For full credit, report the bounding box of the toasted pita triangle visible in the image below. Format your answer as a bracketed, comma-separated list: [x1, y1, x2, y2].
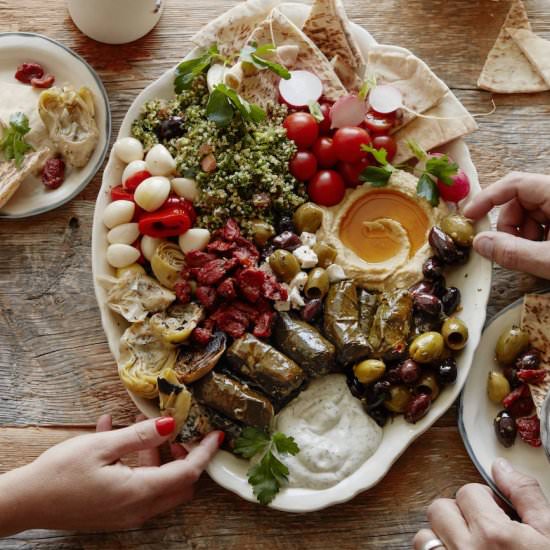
[478, 0, 548, 93]
[509, 28, 550, 87]
[301, 0, 365, 89]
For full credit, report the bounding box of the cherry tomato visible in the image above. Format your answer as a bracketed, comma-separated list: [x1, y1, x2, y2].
[319, 103, 332, 134]
[308, 170, 346, 206]
[362, 110, 396, 135]
[371, 135, 397, 162]
[312, 136, 338, 168]
[289, 151, 318, 181]
[283, 112, 319, 150]
[124, 170, 151, 192]
[332, 127, 371, 163]
[338, 158, 370, 188]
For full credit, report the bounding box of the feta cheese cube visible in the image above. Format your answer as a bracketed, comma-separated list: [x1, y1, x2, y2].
[293, 245, 318, 269]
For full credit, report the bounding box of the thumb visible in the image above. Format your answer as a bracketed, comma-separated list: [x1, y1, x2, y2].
[473, 231, 550, 279]
[98, 417, 175, 461]
[492, 458, 550, 535]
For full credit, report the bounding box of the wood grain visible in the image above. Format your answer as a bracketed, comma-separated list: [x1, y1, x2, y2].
[0, 0, 549, 547]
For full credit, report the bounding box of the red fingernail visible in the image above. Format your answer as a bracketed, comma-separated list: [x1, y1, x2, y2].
[156, 417, 175, 436]
[217, 431, 225, 446]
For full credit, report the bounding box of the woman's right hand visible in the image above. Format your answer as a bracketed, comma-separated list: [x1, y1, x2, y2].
[463, 172, 550, 279]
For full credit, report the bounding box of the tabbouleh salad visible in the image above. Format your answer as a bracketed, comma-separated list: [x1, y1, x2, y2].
[131, 75, 306, 234]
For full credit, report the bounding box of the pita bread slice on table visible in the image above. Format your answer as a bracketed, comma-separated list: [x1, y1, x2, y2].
[521, 294, 550, 416]
[236, 8, 347, 108]
[301, 0, 365, 90]
[392, 91, 477, 164]
[509, 28, 550, 87]
[478, 0, 549, 93]
[190, 0, 282, 57]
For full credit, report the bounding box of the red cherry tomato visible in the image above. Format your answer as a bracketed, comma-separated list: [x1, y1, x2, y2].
[332, 127, 371, 163]
[338, 158, 370, 188]
[283, 112, 319, 150]
[362, 110, 396, 135]
[312, 136, 338, 168]
[124, 170, 151, 192]
[308, 170, 346, 206]
[289, 151, 318, 181]
[371, 135, 397, 163]
[319, 103, 332, 134]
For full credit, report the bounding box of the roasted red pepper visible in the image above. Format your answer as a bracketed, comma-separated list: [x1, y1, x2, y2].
[111, 185, 134, 202]
[138, 197, 194, 238]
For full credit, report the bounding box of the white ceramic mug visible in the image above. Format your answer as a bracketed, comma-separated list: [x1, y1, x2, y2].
[67, 0, 165, 44]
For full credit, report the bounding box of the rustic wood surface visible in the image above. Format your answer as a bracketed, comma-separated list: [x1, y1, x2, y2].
[0, 0, 549, 547]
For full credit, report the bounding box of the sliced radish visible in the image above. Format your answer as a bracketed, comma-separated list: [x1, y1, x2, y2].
[330, 94, 368, 129]
[279, 70, 323, 108]
[368, 84, 403, 114]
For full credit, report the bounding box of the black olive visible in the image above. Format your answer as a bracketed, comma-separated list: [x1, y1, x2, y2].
[260, 244, 276, 262]
[432, 276, 447, 298]
[272, 231, 302, 251]
[412, 311, 443, 335]
[414, 292, 443, 317]
[385, 365, 402, 384]
[515, 348, 541, 371]
[422, 256, 444, 280]
[454, 245, 470, 265]
[367, 406, 389, 427]
[366, 380, 392, 407]
[501, 365, 520, 388]
[156, 116, 185, 141]
[347, 376, 365, 399]
[441, 286, 461, 315]
[277, 215, 296, 234]
[494, 410, 517, 448]
[437, 357, 458, 385]
[409, 280, 435, 298]
[301, 298, 324, 323]
[398, 359, 422, 384]
[429, 226, 460, 265]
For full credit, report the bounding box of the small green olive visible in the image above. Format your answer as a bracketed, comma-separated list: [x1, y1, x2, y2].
[495, 326, 530, 365]
[269, 249, 301, 283]
[293, 202, 324, 234]
[354, 359, 386, 385]
[440, 214, 475, 247]
[409, 332, 445, 364]
[487, 371, 511, 404]
[251, 220, 275, 247]
[312, 242, 337, 268]
[384, 385, 412, 413]
[441, 317, 469, 351]
[304, 267, 330, 299]
[416, 374, 440, 401]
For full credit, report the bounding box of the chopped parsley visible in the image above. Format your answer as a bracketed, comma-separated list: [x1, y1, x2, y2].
[0, 112, 33, 167]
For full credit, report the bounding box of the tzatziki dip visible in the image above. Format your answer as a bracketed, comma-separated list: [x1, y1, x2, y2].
[275, 374, 382, 490]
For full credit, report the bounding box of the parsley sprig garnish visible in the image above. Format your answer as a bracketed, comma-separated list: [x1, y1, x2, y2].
[0, 112, 33, 167]
[206, 83, 265, 127]
[174, 45, 225, 93]
[359, 144, 395, 187]
[240, 43, 291, 80]
[234, 427, 299, 505]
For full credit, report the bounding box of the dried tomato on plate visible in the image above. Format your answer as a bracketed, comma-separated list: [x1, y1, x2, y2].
[41, 157, 65, 189]
[516, 415, 541, 447]
[517, 369, 547, 384]
[503, 384, 534, 418]
[15, 62, 44, 83]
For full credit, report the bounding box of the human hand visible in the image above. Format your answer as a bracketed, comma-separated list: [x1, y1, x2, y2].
[463, 172, 550, 279]
[413, 458, 550, 550]
[0, 415, 222, 535]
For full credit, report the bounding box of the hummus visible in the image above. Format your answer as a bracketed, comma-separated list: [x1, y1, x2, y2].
[318, 170, 448, 290]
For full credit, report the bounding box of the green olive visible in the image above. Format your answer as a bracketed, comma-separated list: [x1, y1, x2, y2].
[409, 332, 445, 364]
[312, 242, 337, 268]
[269, 249, 301, 282]
[293, 202, 323, 234]
[440, 214, 475, 247]
[416, 374, 440, 401]
[495, 326, 530, 365]
[354, 359, 386, 385]
[487, 371, 511, 404]
[441, 317, 469, 351]
[251, 220, 275, 247]
[384, 385, 412, 413]
[304, 267, 329, 299]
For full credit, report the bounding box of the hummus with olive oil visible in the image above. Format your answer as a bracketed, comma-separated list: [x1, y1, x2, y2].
[317, 169, 449, 291]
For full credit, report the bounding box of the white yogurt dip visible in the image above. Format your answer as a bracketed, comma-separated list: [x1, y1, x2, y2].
[275, 374, 382, 490]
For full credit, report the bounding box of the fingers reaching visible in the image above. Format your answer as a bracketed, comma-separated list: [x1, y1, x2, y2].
[170, 443, 188, 460]
[412, 528, 441, 550]
[135, 415, 161, 468]
[96, 414, 113, 433]
[426, 498, 471, 550]
[455, 483, 510, 530]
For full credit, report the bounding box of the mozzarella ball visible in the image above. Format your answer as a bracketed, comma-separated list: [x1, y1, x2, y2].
[122, 160, 149, 188]
[141, 235, 163, 261]
[103, 200, 135, 229]
[106, 243, 140, 268]
[171, 177, 199, 202]
[178, 228, 211, 253]
[134, 176, 171, 212]
[113, 137, 144, 164]
[107, 222, 140, 245]
[145, 144, 177, 176]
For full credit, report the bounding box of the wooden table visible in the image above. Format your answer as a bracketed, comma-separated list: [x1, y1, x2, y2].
[1, 0, 549, 547]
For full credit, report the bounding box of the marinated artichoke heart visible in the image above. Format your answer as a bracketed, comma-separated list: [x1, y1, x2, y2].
[118, 319, 177, 399]
[38, 86, 99, 168]
[158, 368, 192, 438]
[150, 302, 204, 344]
[177, 398, 214, 443]
[174, 331, 226, 384]
[151, 242, 186, 290]
[106, 272, 175, 323]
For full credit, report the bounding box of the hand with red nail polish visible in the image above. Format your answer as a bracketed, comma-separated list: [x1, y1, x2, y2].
[0, 415, 223, 535]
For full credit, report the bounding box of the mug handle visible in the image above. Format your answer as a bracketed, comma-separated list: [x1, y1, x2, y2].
[154, 0, 162, 13]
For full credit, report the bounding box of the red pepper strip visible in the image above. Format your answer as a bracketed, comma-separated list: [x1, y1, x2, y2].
[139, 206, 192, 238]
[111, 185, 134, 202]
[165, 196, 197, 224]
[124, 170, 151, 192]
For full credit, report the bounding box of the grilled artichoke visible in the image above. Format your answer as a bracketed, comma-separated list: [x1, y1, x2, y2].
[158, 368, 192, 438]
[151, 242, 186, 289]
[174, 331, 226, 384]
[150, 302, 204, 344]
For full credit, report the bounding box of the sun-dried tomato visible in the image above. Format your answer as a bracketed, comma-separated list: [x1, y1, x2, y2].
[207, 240, 237, 255]
[263, 273, 288, 301]
[31, 74, 55, 89]
[502, 383, 530, 408]
[195, 259, 230, 286]
[237, 268, 266, 303]
[222, 320, 247, 339]
[192, 327, 212, 345]
[15, 62, 44, 84]
[231, 299, 260, 320]
[185, 250, 218, 268]
[195, 286, 217, 308]
[516, 415, 541, 447]
[174, 280, 192, 304]
[503, 384, 534, 418]
[222, 218, 241, 241]
[253, 311, 275, 339]
[217, 277, 237, 299]
[41, 157, 65, 189]
[517, 369, 547, 384]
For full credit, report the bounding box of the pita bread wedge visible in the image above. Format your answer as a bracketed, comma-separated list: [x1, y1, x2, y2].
[509, 28, 550, 87]
[237, 8, 346, 108]
[478, 0, 549, 93]
[190, 0, 282, 57]
[392, 91, 477, 164]
[521, 294, 550, 416]
[301, 0, 365, 89]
